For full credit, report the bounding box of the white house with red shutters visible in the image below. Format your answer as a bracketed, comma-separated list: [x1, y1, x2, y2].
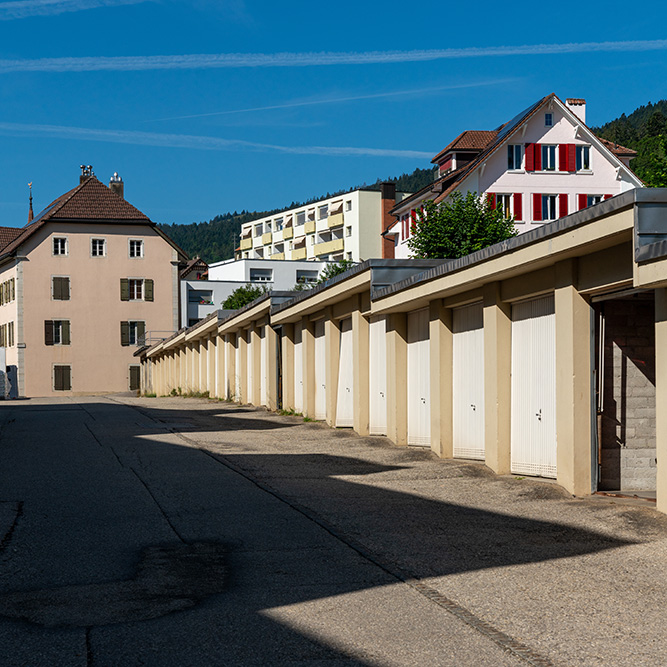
[387, 94, 643, 258]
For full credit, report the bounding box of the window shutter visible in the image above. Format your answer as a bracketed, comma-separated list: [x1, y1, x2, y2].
[144, 279, 154, 302]
[559, 194, 568, 217]
[577, 194, 586, 210]
[567, 144, 576, 172]
[525, 143, 534, 171]
[61, 321, 71, 346]
[533, 193, 542, 222]
[120, 278, 130, 301]
[604, 194, 613, 200]
[11, 278, 15, 300]
[62, 277, 70, 300]
[486, 193, 496, 209]
[120, 321, 130, 346]
[137, 321, 146, 346]
[45, 320, 54, 346]
[558, 144, 567, 171]
[61, 366, 71, 391]
[53, 277, 61, 300]
[54, 366, 63, 391]
[513, 193, 522, 221]
[533, 143, 542, 171]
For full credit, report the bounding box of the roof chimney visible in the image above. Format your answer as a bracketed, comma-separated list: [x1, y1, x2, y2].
[80, 165, 94, 184]
[109, 172, 124, 199]
[565, 98, 586, 124]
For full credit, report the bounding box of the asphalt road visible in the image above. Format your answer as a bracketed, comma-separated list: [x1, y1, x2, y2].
[0, 396, 665, 666]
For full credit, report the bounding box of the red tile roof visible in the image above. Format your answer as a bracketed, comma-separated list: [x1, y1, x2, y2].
[431, 130, 498, 164]
[0, 226, 23, 253]
[597, 138, 637, 157]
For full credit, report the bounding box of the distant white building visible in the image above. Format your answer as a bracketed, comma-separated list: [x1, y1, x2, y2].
[387, 95, 643, 258]
[236, 185, 411, 263]
[180, 258, 331, 328]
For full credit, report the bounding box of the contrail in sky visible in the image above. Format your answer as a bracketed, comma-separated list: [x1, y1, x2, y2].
[0, 0, 147, 20]
[149, 79, 518, 122]
[0, 39, 665, 72]
[0, 121, 433, 158]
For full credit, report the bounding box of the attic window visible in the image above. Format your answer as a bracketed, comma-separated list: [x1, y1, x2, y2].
[53, 237, 68, 256]
[545, 113, 553, 127]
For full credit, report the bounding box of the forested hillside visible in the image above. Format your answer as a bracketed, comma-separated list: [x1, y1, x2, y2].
[159, 167, 436, 263]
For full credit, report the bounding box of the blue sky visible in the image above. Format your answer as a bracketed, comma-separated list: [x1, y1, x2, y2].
[1, 0, 666, 227]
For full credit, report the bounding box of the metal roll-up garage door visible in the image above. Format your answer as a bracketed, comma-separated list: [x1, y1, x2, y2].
[511, 295, 557, 478]
[369, 315, 387, 435]
[407, 309, 430, 447]
[453, 302, 485, 460]
[314, 320, 326, 420]
[246, 328, 254, 404]
[294, 322, 303, 413]
[260, 327, 267, 407]
[336, 318, 354, 427]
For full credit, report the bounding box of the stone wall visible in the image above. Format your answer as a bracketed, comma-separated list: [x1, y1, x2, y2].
[600, 297, 656, 491]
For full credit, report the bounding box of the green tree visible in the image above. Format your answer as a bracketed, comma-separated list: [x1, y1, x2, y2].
[316, 259, 355, 285]
[407, 191, 517, 259]
[633, 135, 667, 187]
[222, 284, 267, 310]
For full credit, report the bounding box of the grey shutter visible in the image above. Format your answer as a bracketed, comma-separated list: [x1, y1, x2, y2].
[144, 279, 154, 302]
[120, 321, 130, 346]
[137, 321, 146, 346]
[62, 277, 70, 301]
[54, 366, 63, 390]
[120, 278, 130, 301]
[129, 366, 140, 391]
[62, 366, 71, 391]
[61, 321, 71, 346]
[52, 277, 61, 300]
[45, 320, 54, 346]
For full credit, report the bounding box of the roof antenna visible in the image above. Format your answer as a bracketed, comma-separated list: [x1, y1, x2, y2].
[28, 182, 34, 223]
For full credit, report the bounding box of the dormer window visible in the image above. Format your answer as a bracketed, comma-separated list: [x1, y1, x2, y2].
[545, 113, 553, 127]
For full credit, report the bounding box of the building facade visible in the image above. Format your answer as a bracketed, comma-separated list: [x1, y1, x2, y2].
[0, 168, 184, 397]
[388, 95, 643, 257]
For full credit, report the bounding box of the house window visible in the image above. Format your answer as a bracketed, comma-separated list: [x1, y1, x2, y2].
[296, 212, 306, 226]
[53, 237, 68, 256]
[296, 270, 318, 285]
[130, 279, 143, 300]
[318, 204, 329, 220]
[345, 226, 352, 237]
[588, 195, 602, 207]
[45, 319, 70, 346]
[249, 269, 272, 282]
[346, 252, 353, 261]
[0, 322, 14, 347]
[121, 278, 154, 301]
[545, 113, 553, 127]
[345, 200, 352, 212]
[188, 289, 213, 304]
[129, 239, 143, 258]
[496, 194, 513, 218]
[52, 276, 70, 301]
[121, 321, 146, 346]
[541, 145, 557, 171]
[507, 145, 522, 170]
[576, 146, 591, 171]
[254, 225, 262, 237]
[542, 195, 558, 221]
[91, 238, 106, 257]
[53, 365, 71, 391]
[275, 218, 284, 231]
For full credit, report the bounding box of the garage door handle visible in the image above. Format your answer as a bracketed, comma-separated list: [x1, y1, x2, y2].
[421, 397, 426, 404]
[470, 404, 476, 411]
[536, 409, 542, 421]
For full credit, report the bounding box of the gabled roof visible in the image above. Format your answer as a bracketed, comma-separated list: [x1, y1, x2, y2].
[597, 138, 637, 158]
[431, 130, 498, 164]
[0, 227, 23, 253]
[180, 256, 208, 280]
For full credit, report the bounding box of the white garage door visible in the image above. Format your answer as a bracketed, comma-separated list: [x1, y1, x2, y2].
[453, 303, 485, 460]
[260, 327, 268, 407]
[314, 320, 326, 420]
[369, 316, 387, 435]
[246, 328, 254, 404]
[407, 309, 430, 447]
[294, 322, 303, 414]
[511, 295, 557, 478]
[336, 318, 354, 427]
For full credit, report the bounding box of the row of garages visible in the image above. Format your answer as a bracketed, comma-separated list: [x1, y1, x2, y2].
[140, 190, 667, 514]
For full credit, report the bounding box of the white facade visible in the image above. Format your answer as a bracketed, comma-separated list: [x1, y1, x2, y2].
[390, 96, 643, 258]
[237, 189, 409, 264]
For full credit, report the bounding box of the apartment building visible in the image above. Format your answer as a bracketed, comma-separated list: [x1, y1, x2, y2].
[0, 167, 185, 397]
[236, 184, 410, 263]
[388, 95, 643, 257]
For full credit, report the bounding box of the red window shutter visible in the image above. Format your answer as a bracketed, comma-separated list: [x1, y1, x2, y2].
[487, 193, 496, 209]
[533, 193, 542, 222]
[559, 193, 568, 217]
[568, 144, 576, 172]
[558, 144, 567, 171]
[534, 143, 542, 171]
[578, 194, 587, 210]
[604, 194, 613, 200]
[525, 143, 534, 171]
[513, 193, 522, 221]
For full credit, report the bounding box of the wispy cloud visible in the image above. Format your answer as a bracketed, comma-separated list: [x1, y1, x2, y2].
[0, 121, 433, 158]
[149, 79, 517, 122]
[0, 39, 665, 72]
[0, 0, 148, 20]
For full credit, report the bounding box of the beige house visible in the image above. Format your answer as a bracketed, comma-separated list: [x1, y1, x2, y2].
[0, 168, 185, 397]
[139, 190, 667, 516]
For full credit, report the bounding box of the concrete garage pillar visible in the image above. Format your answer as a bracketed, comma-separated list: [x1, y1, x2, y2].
[386, 312, 408, 446]
[249, 325, 260, 406]
[224, 334, 235, 401]
[178, 347, 185, 393]
[208, 336, 216, 397]
[192, 340, 201, 393]
[199, 338, 207, 394]
[555, 260, 593, 497]
[281, 324, 295, 412]
[239, 330, 248, 404]
[352, 308, 370, 436]
[302, 319, 316, 419]
[215, 334, 224, 399]
[429, 300, 453, 458]
[325, 310, 340, 428]
[655, 288, 667, 514]
[483, 282, 512, 474]
[266, 324, 280, 411]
